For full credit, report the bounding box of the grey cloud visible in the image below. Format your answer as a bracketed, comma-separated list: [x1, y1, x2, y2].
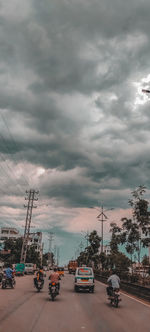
[0, 0, 150, 222]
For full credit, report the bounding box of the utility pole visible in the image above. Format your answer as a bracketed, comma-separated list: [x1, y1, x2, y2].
[48, 232, 54, 268]
[57, 248, 59, 266]
[20, 189, 39, 263]
[54, 245, 57, 265]
[97, 206, 108, 254]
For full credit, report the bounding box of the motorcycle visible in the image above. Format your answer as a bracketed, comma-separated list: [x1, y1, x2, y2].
[2, 275, 16, 289]
[108, 288, 121, 308]
[49, 282, 59, 301]
[35, 279, 44, 292]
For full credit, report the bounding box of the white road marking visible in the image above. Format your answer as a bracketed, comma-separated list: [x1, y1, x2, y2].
[96, 280, 150, 308]
[120, 291, 150, 308]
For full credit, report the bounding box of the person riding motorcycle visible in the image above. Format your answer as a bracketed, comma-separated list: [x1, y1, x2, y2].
[106, 269, 120, 297]
[49, 267, 60, 293]
[4, 265, 15, 287]
[34, 266, 44, 288]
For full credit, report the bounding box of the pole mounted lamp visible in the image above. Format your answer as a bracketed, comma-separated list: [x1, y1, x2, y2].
[91, 205, 114, 253]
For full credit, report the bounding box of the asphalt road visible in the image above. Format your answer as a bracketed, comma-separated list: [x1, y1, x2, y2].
[0, 272, 149, 332]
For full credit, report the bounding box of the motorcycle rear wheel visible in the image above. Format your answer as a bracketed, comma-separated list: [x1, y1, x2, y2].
[114, 298, 118, 307]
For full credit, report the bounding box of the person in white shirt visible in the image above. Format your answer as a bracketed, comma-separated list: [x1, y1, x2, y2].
[106, 270, 120, 296]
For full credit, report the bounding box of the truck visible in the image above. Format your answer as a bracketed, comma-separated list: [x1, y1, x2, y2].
[68, 260, 78, 274]
[15, 263, 25, 276]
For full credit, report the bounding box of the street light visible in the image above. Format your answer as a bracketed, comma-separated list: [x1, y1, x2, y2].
[91, 205, 114, 253]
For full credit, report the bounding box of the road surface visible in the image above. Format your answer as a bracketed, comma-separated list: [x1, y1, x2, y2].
[0, 272, 149, 332]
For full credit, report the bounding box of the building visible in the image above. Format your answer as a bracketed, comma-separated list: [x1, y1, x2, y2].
[0, 227, 44, 263]
[0, 227, 21, 241]
[28, 232, 43, 264]
[0, 227, 21, 249]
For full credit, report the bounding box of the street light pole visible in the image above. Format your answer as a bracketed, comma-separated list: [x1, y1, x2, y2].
[97, 206, 108, 253]
[91, 205, 114, 254]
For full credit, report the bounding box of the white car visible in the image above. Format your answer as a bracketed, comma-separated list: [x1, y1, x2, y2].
[24, 263, 35, 274]
[74, 267, 94, 293]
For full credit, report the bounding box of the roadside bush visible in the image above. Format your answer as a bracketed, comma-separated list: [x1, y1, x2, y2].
[130, 274, 139, 283]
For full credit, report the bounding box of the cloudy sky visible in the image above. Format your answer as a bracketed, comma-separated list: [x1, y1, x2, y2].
[0, 0, 150, 264]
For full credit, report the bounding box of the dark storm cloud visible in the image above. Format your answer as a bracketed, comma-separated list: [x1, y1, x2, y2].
[0, 0, 150, 214]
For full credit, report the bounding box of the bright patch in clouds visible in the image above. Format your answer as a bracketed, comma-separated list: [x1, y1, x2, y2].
[134, 74, 150, 106]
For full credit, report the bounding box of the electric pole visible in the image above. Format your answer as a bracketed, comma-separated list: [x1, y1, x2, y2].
[57, 247, 60, 266]
[48, 232, 54, 268]
[91, 205, 113, 253]
[20, 189, 39, 263]
[54, 245, 57, 265]
[97, 206, 108, 253]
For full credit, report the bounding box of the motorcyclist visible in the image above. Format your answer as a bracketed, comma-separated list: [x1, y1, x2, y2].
[34, 266, 44, 288]
[4, 265, 15, 287]
[106, 269, 120, 296]
[49, 267, 60, 293]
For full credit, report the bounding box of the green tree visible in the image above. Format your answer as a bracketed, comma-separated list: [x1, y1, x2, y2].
[111, 186, 150, 264]
[99, 252, 107, 270]
[1, 238, 42, 267]
[142, 255, 149, 266]
[110, 223, 121, 253]
[77, 230, 101, 268]
[120, 218, 140, 264]
[109, 252, 131, 278]
[2, 238, 23, 264]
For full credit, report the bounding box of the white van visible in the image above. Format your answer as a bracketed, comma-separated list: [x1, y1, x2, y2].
[74, 267, 94, 293]
[25, 263, 35, 274]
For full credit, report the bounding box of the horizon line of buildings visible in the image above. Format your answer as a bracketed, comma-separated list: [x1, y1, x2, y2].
[0, 227, 44, 263]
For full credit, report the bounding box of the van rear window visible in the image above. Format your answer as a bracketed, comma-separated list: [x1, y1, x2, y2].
[78, 268, 92, 275]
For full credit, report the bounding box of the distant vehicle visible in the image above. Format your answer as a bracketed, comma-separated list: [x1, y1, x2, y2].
[15, 263, 25, 276]
[68, 260, 78, 274]
[25, 263, 36, 275]
[57, 267, 64, 277]
[74, 267, 94, 293]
